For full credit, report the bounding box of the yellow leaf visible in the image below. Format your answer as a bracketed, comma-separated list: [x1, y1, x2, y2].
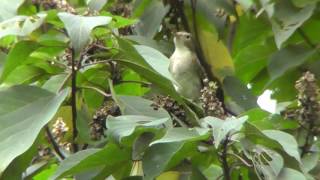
[156, 171, 180, 180]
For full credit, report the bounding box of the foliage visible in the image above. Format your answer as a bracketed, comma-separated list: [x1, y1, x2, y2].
[0, 0, 320, 179]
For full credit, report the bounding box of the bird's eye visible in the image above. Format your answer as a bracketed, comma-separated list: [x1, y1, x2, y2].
[186, 35, 190, 39]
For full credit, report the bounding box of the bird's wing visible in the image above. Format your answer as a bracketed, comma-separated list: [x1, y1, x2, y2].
[192, 53, 207, 81]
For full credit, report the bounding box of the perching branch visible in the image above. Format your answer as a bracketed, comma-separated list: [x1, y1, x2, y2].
[220, 134, 231, 180]
[70, 49, 79, 153]
[45, 125, 65, 160]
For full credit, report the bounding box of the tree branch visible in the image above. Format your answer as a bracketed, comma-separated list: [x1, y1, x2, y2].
[45, 125, 65, 160]
[71, 49, 78, 152]
[220, 134, 231, 180]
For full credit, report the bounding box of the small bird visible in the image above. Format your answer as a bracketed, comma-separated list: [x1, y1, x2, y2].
[169, 31, 204, 100]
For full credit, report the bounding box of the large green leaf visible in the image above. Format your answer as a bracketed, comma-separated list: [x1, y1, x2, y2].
[0, 14, 47, 40]
[4, 65, 46, 85]
[223, 76, 258, 111]
[0, 0, 25, 22]
[267, 0, 315, 48]
[134, 45, 174, 82]
[150, 127, 209, 145]
[277, 168, 306, 180]
[202, 116, 248, 148]
[106, 115, 170, 143]
[235, 44, 275, 83]
[262, 130, 301, 163]
[0, 41, 39, 83]
[58, 13, 111, 54]
[117, 95, 170, 118]
[268, 45, 315, 81]
[50, 143, 130, 180]
[0, 85, 68, 173]
[134, 0, 170, 38]
[143, 142, 184, 180]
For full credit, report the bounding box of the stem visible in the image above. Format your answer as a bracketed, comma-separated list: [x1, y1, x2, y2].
[220, 135, 231, 180]
[297, 28, 316, 49]
[71, 49, 78, 152]
[45, 125, 65, 160]
[301, 122, 314, 157]
[79, 85, 111, 97]
[118, 80, 151, 87]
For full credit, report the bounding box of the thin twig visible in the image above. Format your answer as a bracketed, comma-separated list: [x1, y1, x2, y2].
[79, 85, 111, 97]
[70, 49, 79, 152]
[227, 152, 252, 167]
[45, 125, 65, 160]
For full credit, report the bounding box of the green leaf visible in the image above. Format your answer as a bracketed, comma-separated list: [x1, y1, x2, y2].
[0, 85, 68, 173]
[277, 168, 306, 180]
[50, 143, 130, 179]
[0, 0, 25, 22]
[42, 73, 69, 93]
[106, 115, 170, 143]
[150, 127, 209, 145]
[268, 45, 315, 81]
[242, 108, 298, 130]
[86, 0, 107, 11]
[126, 35, 174, 56]
[292, 0, 320, 7]
[0, 41, 39, 83]
[4, 65, 46, 85]
[117, 95, 170, 118]
[0, 14, 47, 40]
[202, 116, 248, 148]
[235, 44, 275, 83]
[301, 152, 318, 173]
[269, 0, 315, 48]
[33, 164, 58, 180]
[134, 45, 174, 82]
[143, 142, 184, 180]
[262, 130, 301, 163]
[58, 13, 111, 54]
[223, 76, 258, 111]
[134, 0, 170, 38]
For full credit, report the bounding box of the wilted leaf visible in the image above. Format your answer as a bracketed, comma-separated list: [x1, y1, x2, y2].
[58, 13, 111, 54]
[0, 85, 68, 173]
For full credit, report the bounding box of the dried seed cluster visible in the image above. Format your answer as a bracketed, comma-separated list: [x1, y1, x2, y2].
[32, 0, 75, 13]
[295, 72, 320, 132]
[51, 117, 72, 151]
[200, 79, 225, 119]
[151, 95, 188, 126]
[90, 101, 121, 140]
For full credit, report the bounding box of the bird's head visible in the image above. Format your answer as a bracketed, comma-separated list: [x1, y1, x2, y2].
[173, 31, 194, 51]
